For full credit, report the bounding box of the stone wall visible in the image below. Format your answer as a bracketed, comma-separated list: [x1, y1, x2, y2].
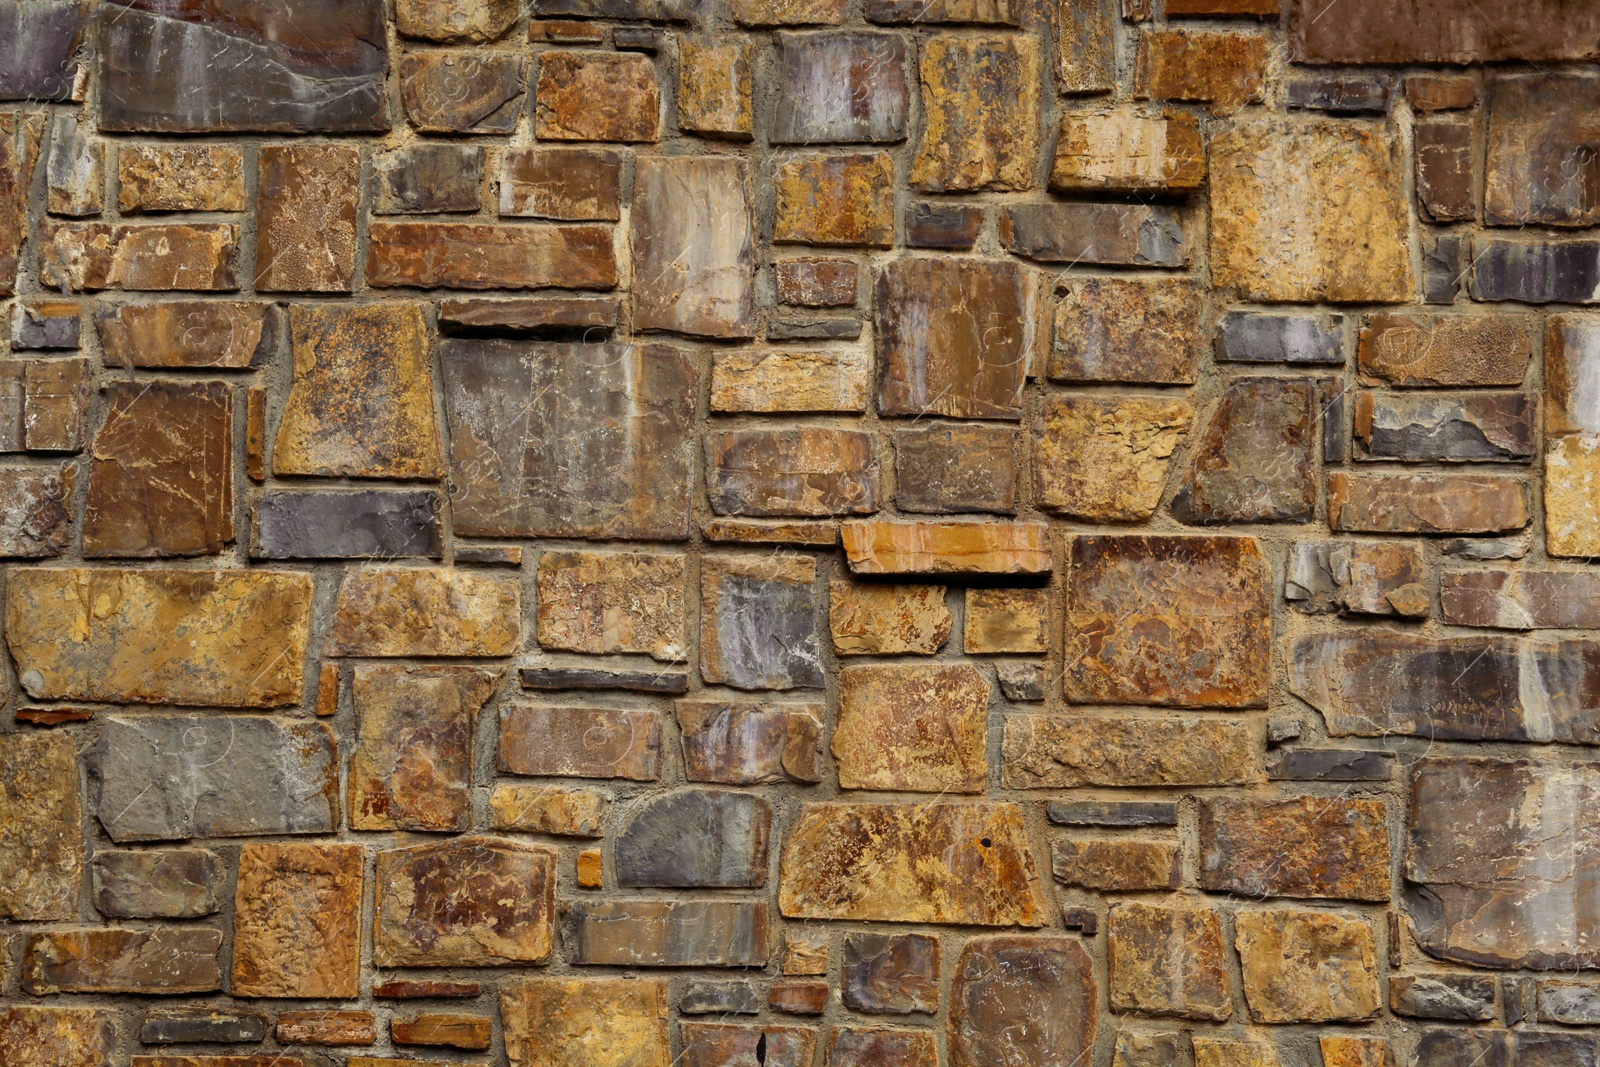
[0, 0, 1596, 1065]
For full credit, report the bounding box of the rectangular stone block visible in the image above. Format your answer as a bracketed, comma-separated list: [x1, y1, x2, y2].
[501, 979, 669, 1067]
[0, 464, 74, 558]
[1199, 796, 1390, 901]
[118, 143, 245, 213]
[376, 838, 555, 966]
[96, 301, 277, 369]
[11, 301, 80, 350]
[537, 550, 686, 662]
[1108, 903, 1232, 1021]
[677, 701, 823, 784]
[92, 848, 221, 919]
[252, 490, 441, 560]
[842, 520, 1050, 575]
[1352, 392, 1534, 463]
[277, 1012, 375, 1047]
[1001, 202, 1185, 267]
[1002, 714, 1258, 788]
[232, 843, 363, 999]
[1054, 0, 1113, 93]
[631, 156, 754, 337]
[499, 147, 621, 220]
[535, 51, 658, 141]
[1294, 0, 1600, 64]
[0, 112, 43, 297]
[1284, 539, 1428, 617]
[1470, 237, 1600, 304]
[327, 568, 519, 657]
[561, 900, 770, 966]
[706, 428, 879, 517]
[1235, 909, 1379, 1023]
[1443, 568, 1600, 629]
[0, 732, 81, 920]
[1217, 311, 1346, 365]
[1416, 115, 1475, 222]
[437, 296, 619, 333]
[490, 784, 610, 836]
[1546, 314, 1600, 436]
[1054, 838, 1179, 892]
[834, 663, 988, 793]
[499, 704, 662, 780]
[367, 219, 617, 291]
[22, 929, 222, 995]
[1136, 28, 1266, 114]
[712, 349, 870, 413]
[0, 2, 86, 101]
[139, 1011, 267, 1045]
[895, 425, 1018, 514]
[912, 34, 1040, 193]
[678, 39, 753, 137]
[41, 222, 238, 291]
[375, 144, 484, 214]
[1327, 473, 1528, 533]
[1050, 108, 1204, 194]
[700, 554, 823, 691]
[1358, 311, 1532, 386]
[400, 50, 524, 134]
[771, 32, 908, 144]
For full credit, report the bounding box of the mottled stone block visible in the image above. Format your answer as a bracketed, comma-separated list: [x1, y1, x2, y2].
[1390, 975, 1496, 1021]
[255, 144, 357, 292]
[1051, 108, 1204, 193]
[912, 34, 1039, 192]
[118, 143, 244, 213]
[1416, 116, 1474, 222]
[1051, 279, 1203, 382]
[367, 221, 617, 290]
[1443, 568, 1600, 629]
[1486, 74, 1600, 227]
[252, 490, 441, 560]
[537, 550, 687, 661]
[834, 663, 988, 792]
[1470, 237, 1600, 304]
[277, 1011, 376, 1047]
[829, 1028, 936, 1067]
[327, 568, 520, 657]
[0, 2, 86, 102]
[1172, 377, 1316, 524]
[398, 0, 518, 41]
[906, 202, 981, 248]
[232, 842, 363, 999]
[1002, 202, 1185, 267]
[45, 114, 100, 217]
[1053, 837, 1178, 892]
[0, 1006, 113, 1067]
[632, 156, 753, 336]
[842, 519, 1050, 575]
[376, 837, 555, 966]
[1002, 714, 1258, 788]
[679, 40, 753, 138]
[1217, 311, 1345, 365]
[771, 32, 908, 144]
[399, 50, 523, 133]
[499, 147, 620, 219]
[536, 51, 657, 141]
[1054, 0, 1113, 93]
[501, 978, 669, 1067]
[499, 704, 662, 780]
[1358, 311, 1531, 386]
[949, 937, 1096, 1067]
[1199, 796, 1390, 901]
[706, 427, 879, 517]
[701, 554, 823, 690]
[41, 222, 238, 291]
[375, 144, 484, 214]
[615, 789, 771, 887]
[1135, 29, 1266, 113]
[561, 900, 770, 966]
[0, 464, 74, 558]
[96, 301, 276, 369]
[22, 929, 223, 995]
[893, 425, 1018, 514]
[1353, 391, 1534, 463]
[677, 701, 822, 784]
[712, 349, 869, 413]
[490, 784, 611, 836]
[92, 849, 221, 919]
[1327, 473, 1527, 534]
[0, 113, 43, 297]
[0, 732, 81, 920]
[829, 579, 949, 656]
[964, 588, 1048, 654]
[1035, 395, 1192, 521]
[1235, 909, 1379, 1023]
[843, 934, 937, 1014]
[1284, 539, 1428, 616]
[1108, 903, 1232, 1021]
[1296, 0, 1600, 64]
[774, 152, 894, 246]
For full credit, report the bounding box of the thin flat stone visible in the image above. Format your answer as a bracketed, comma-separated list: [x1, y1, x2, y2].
[560, 900, 770, 967]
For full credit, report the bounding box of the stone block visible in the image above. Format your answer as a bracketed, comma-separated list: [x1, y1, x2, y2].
[1108, 903, 1232, 1021]
[400, 50, 524, 133]
[1054, 0, 1114, 94]
[833, 663, 988, 792]
[964, 588, 1048, 654]
[117, 143, 244, 213]
[775, 257, 857, 306]
[22, 929, 222, 995]
[96, 301, 276, 369]
[0, 112, 43, 297]
[615, 789, 771, 887]
[707, 428, 878, 518]
[1486, 73, 1600, 227]
[1415, 116, 1475, 222]
[774, 152, 894, 246]
[712, 348, 870, 413]
[327, 568, 519, 657]
[1002, 714, 1258, 788]
[1295, 0, 1600, 64]
[1389, 974, 1496, 1021]
[0, 464, 73, 558]
[1050, 108, 1204, 193]
[397, 0, 519, 41]
[499, 704, 662, 780]
[1135, 29, 1266, 113]
[0, 1006, 113, 1067]
[1545, 313, 1600, 435]
[232, 843, 363, 999]
[255, 144, 358, 292]
[1050, 278, 1203, 382]
[536, 51, 658, 141]
[701, 554, 823, 690]
[1327, 473, 1527, 533]
[375, 144, 483, 214]
[41, 222, 238, 291]
[894, 425, 1019, 514]
[489, 784, 610, 836]
[1199, 795, 1390, 901]
[1443, 567, 1600, 629]
[0, 2, 85, 102]
[499, 147, 621, 219]
[1358, 311, 1532, 386]
[92, 848, 221, 919]
[367, 221, 616, 290]
[906, 202, 981, 248]
[277, 1012, 376, 1047]
[139, 1010, 268, 1045]
[536, 550, 687, 661]
[828, 1028, 936, 1067]
[1235, 909, 1380, 1023]
[912, 34, 1040, 192]
[375, 838, 555, 966]
[949, 937, 1096, 1067]
[771, 32, 908, 144]
[1216, 311, 1345, 365]
[251, 490, 441, 560]
[1001, 202, 1185, 266]
[1353, 391, 1534, 463]
[677, 701, 823, 784]
[678, 40, 753, 138]
[0, 732, 81, 920]
[842, 520, 1050, 575]
[501, 978, 669, 1067]
[1284, 539, 1428, 616]
[561, 900, 770, 966]
[829, 580, 950, 655]
[1053, 838, 1179, 892]
[632, 156, 754, 336]
[45, 114, 100, 217]
[843, 933, 938, 1014]
[1035, 395, 1192, 521]
[1172, 378, 1317, 524]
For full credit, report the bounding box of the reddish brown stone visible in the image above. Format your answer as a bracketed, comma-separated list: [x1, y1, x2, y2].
[22, 929, 222, 995]
[1359, 312, 1532, 386]
[367, 222, 617, 290]
[949, 937, 1097, 1067]
[676, 701, 823, 784]
[1485, 73, 1600, 228]
[277, 1012, 376, 1047]
[1199, 796, 1391, 901]
[537, 550, 687, 661]
[254, 144, 358, 292]
[375, 979, 482, 999]
[561, 899, 770, 966]
[232, 842, 363, 999]
[0, 111, 43, 297]
[834, 663, 988, 792]
[498, 147, 621, 219]
[681, 1023, 817, 1067]
[41, 222, 237, 291]
[83, 381, 233, 557]
[1407, 74, 1477, 111]
[774, 152, 893, 247]
[1108, 903, 1232, 1022]
[392, 1014, 490, 1050]
[96, 301, 276, 369]
[1442, 568, 1600, 629]
[707, 427, 879, 517]
[703, 519, 838, 546]
[1172, 377, 1317, 525]
[894, 425, 1019, 514]
[1135, 29, 1266, 114]
[499, 704, 662, 780]
[843, 933, 939, 1015]
[245, 387, 265, 481]
[829, 1027, 936, 1067]
[631, 156, 755, 337]
[376, 838, 555, 966]
[1327, 473, 1528, 534]
[770, 981, 828, 1015]
[4, 357, 90, 453]
[15, 707, 91, 725]
[0, 1006, 115, 1067]
[1295, 0, 1600, 64]
[1416, 116, 1475, 222]
[437, 296, 619, 332]
[776, 257, 857, 306]
[1050, 278, 1203, 384]
[400, 50, 524, 133]
[536, 51, 659, 141]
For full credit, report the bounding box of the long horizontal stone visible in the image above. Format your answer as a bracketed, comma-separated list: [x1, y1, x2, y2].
[1002, 714, 1259, 788]
[1471, 238, 1600, 303]
[97, 301, 277, 369]
[437, 296, 621, 334]
[366, 222, 617, 290]
[561, 900, 769, 967]
[22, 928, 223, 995]
[999, 202, 1185, 266]
[519, 667, 689, 694]
[41, 223, 238, 291]
[1442, 568, 1600, 629]
[499, 705, 662, 780]
[1352, 392, 1535, 463]
[841, 520, 1051, 575]
[1327, 473, 1528, 534]
[1216, 311, 1345, 365]
[251, 490, 441, 559]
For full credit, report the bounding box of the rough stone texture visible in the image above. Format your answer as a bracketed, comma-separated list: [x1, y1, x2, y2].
[500, 147, 620, 220]
[92, 848, 222, 919]
[0, 732, 82, 920]
[1442, 568, 1600, 629]
[614, 789, 770, 887]
[489, 783, 611, 836]
[1284, 540, 1429, 617]
[1034, 395, 1193, 521]
[1051, 108, 1204, 194]
[1327, 473, 1528, 534]
[96, 301, 276, 369]
[631, 156, 754, 337]
[699, 554, 823, 690]
[1053, 837, 1179, 891]
[501, 979, 669, 1067]
[1002, 714, 1258, 788]
[1235, 909, 1380, 1023]
[774, 153, 893, 247]
[681, 1023, 815, 1067]
[560, 899, 770, 966]
[679, 40, 753, 138]
[499, 704, 663, 780]
[251, 490, 441, 560]
[0, 464, 73, 559]
[894, 425, 1019, 514]
[713, 349, 870, 414]
[1136, 29, 1266, 114]
[843, 520, 1051, 575]
[1171, 378, 1316, 524]
[844, 933, 939, 1014]
[912, 35, 1040, 193]
[1050, 279, 1203, 383]
[677, 701, 822, 784]
[375, 837, 555, 966]
[1295, 0, 1600, 64]
[367, 221, 617, 290]
[537, 550, 688, 661]
[1352, 392, 1534, 463]
[1001, 202, 1185, 267]
[1390, 974, 1496, 1021]
[377, 144, 483, 214]
[1486, 74, 1600, 227]
[536, 51, 659, 142]
[1546, 434, 1600, 557]
[398, 0, 518, 40]
[41, 222, 238, 291]
[255, 144, 358, 292]
[1358, 312, 1532, 386]
[231, 843, 363, 999]
[771, 32, 908, 144]
[1199, 796, 1391, 901]
[1217, 311, 1346, 365]
[829, 579, 951, 655]
[22, 929, 223, 995]
[1108, 903, 1232, 1021]
[1416, 116, 1474, 222]
[833, 663, 989, 792]
[948, 937, 1097, 1067]
[327, 568, 519, 657]
[0, 1006, 114, 1067]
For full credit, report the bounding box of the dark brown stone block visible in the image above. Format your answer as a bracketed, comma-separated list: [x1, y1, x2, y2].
[255, 144, 358, 292]
[681, 1023, 816, 1067]
[844, 934, 938, 1014]
[1052, 837, 1179, 892]
[1442, 568, 1600, 629]
[1407, 73, 1477, 111]
[775, 257, 857, 306]
[561, 900, 770, 967]
[829, 1027, 936, 1067]
[367, 221, 617, 290]
[1416, 116, 1475, 223]
[707, 427, 879, 517]
[905, 202, 981, 248]
[1327, 473, 1527, 534]
[375, 837, 555, 966]
[391, 1013, 490, 1050]
[1172, 377, 1316, 524]
[0, 2, 86, 101]
[375, 144, 484, 214]
[22, 929, 222, 995]
[1352, 391, 1535, 463]
[400, 50, 524, 133]
[251, 490, 441, 560]
[1199, 796, 1390, 901]
[96, 301, 277, 369]
[499, 704, 662, 780]
[894, 425, 1018, 514]
[1295, 0, 1600, 66]
[949, 937, 1096, 1067]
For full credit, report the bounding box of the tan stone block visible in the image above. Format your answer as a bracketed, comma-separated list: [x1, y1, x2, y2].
[273, 303, 440, 479]
[489, 784, 610, 836]
[631, 156, 755, 337]
[829, 578, 950, 655]
[1053, 838, 1179, 892]
[1328, 472, 1528, 534]
[774, 152, 893, 247]
[963, 587, 1047, 654]
[1193, 1038, 1279, 1067]
[1034, 394, 1193, 521]
[1235, 909, 1380, 1023]
[779, 801, 1047, 926]
[1210, 116, 1413, 303]
[536, 550, 687, 661]
[782, 930, 829, 975]
[41, 222, 237, 291]
[730, 0, 844, 21]
[7, 567, 312, 706]
[350, 665, 500, 832]
[0, 732, 81, 920]
[254, 144, 358, 292]
[1002, 713, 1258, 788]
[1135, 29, 1266, 114]
[712, 348, 870, 413]
[118, 143, 244, 212]
[376, 837, 555, 966]
[536, 51, 659, 142]
[277, 1011, 376, 1047]
[397, 0, 519, 41]
[678, 40, 752, 138]
[1051, 108, 1204, 193]
[1546, 435, 1600, 557]
[0, 1006, 114, 1067]
[913, 34, 1041, 192]
[328, 568, 520, 657]
[0, 112, 45, 297]
[232, 843, 363, 999]
[833, 663, 988, 792]
[1108, 902, 1232, 1021]
[498, 147, 621, 220]
[1320, 1037, 1395, 1067]
[501, 978, 670, 1067]
[1199, 796, 1391, 902]
[842, 520, 1051, 576]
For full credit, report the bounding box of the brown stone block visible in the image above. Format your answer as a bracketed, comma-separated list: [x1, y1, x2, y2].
[277, 1012, 376, 1047]
[0, 112, 44, 297]
[1108, 902, 1231, 1021]
[1050, 278, 1203, 383]
[1051, 108, 1204, 193]
[1545, 314, 1600, 436]
[490, 783, 610, 835]
[8, 567, 311, 706]
[829, 1027, 935, 1067]
[255, 144, 358, 292]
[774, 152, 894, 246]
[400, 50, 524, 133]
[245, 387, 265, 481]
[41, 222, 238, 291]
[1442, 568, 1600, 629]
[232, 842, 363, 999]
[779, 801, 1047, 926]
[501, 978, 669, 1067]
[327, 568, 520, 657]
[1002, 713, 1258, 788]
[682, 1023, 817, 1067]
[842, 519, 1051, 575]
[367, 221, 617, 290]
[868, 0, 1018, 20]
[0, 732, 81, 920]
[782, 930, 828, 975]
[561, 899, 770, 966]
[834, 663, 988, 792]
[701, 554, 824, 690]
[376, 143, 484, 214]
[1235, 909, 1379, 1023]
[498, 146, 621, 219]
[1319, 1037, 1394, 1067]
[712, 348, 870, 413]
[1135, 29, 1265, 114]
[912, 34, 1041, 192]
[13, 358, 90, 453]
[1416, 116, 1475, 222]
[770, 980, 828, 1014]
[398, 0, 517, 40]
[894, 424, 1019, 514]
[22, 928, 222, 995]
[499, 704, 662, 780]
[843, 933, 938, 1014]
[1284, 539, 1428, 617]
[776, 257, 857, 306]
[1172, 377, 1317, 524]
[1295, 0, 1600, 65]
[829, 579, 950, 655]
[631, 156, 754, 337]
[536, 51, 659, 141]
[1327, 472, 1528, 534]
[1199, 795, 1390, 901]
[703, 519, 837, 546]
[392, 1014, 490, 1050]
[537, 550, 687, 661]
[0, 1006, 115, 1067]
[1053, 838, 1178, 892]
[707, 427, 880, 517]
[1359, 311, 1531, 386]
[1486, 73, 1600, 227]
[949, 937, 1096, 1067]
[437, 296, 618, 332]
[1548, 435, 1600, 557]
[964, 588, 1048, 654]
[376, 837, 555, 966]
[679, 39, 753, 137]
[1407, 73, 1476, 111]
[83, 381, 233, 557]
[1034, 394, 1193, 521]
[0, 463, 74, 558]
[118, 143, 244, 213]
[97, 301, 276, 369]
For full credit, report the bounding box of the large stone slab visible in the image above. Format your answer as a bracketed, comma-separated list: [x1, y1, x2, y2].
[499, 704, 662, 780]
[912, 34, 1040, 193]
[326, 568, 519, 657]
[1199, 796, 1390, 901]
[1327, 473, 1528, 533]
[22, 929, 222, 995]
[615, 789, 771, 888]
[8, 567, 311, 706]
[771, 32, 908, 144]
[88, 715, 337, 842]
[948, 937, 1096, 1067]
[501, 979, 669, 1067]
[0, 732, 81, 920]
[442, 339, 695, 539]
[1172, 378, 1316, 524]
[1294, 0, 1600, 65]
[376, 838, 555, 966]
[1063, 535, 1270, 707]
[1210, 116, 1413, 303]
[833, 663, 988, 792]
[0, 2, 86, 101]
[100, 0, 389, 132]
[631, 156, 755, 338]
[1002, 714, 1258, 788]
[561, 900, 770, 967]
[779, 802, 1047, 926]
[231, 842, 364, 999]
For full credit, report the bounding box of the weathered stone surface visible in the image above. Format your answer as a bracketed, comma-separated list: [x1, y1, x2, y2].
[1063, 535, 1269, 707]
[9, 567, 311, 706]
[774, 152, 893, 246]
[274, 303, 439, 479]
[0, 112, 43, 296]
[703, 520, 837, 547]
[1112, 1033, 1190, 1067]
[117, 143, 244, 212]
[1049, 800, 1178, 827]
[1108, 903, 1231, 1021]
[11, 301, 80, 349]
[0, 2, 85, 101]
[391, 1013, 490, 1050]
[843, 933, 938, 1014]
[843, 520, 1050, 575]
[1390, 974, 1496, 1021]
[375, 837, 555, 966]
[1354, 392, 1534, 464]
[0, 732, 80, 920]
[1358, 312, 1532, 387]
[1050, 279, 1202, 383]
[350, 665, 497, 831]
[708, 428, 878, 519]
[1135, 29, 1266, 114]
[1172, 378, 1316, 524]
[829, 579, 950, 655]
[964, 588, 1048, 654]
[501, 978, 669, 1067]
[680, 984, 763, 1016]
[368, 221, 616, 290]
[399, 50, 523, 133]
[438, 296, 619, 333]
[834, 663, 988, 792]
[829, 1028, 936, 1067]
[22, 929, 222, 995]
[1051, 108, 1204, 194]
[83, 381, 232, 557]
[1416, 1031, 1600, 1067]
[615, 789, 771, 887]
[374, 980, 481, 1000]
[729, 0, 843, 22]
[1296, 0, 1600, 64]
[139, 1010, 268, 1045]
[1192, 1039, 1278, 1067]
[1054, 0, 1113, 93]
[92, 848, 221, 919]
[876, 257, 1041, 419]
[398, 0, 518, 40]
[96, 301, 275, 368]
[677, 701, 822, 784]
[1548, 435, 1600, 556]
[779, 802, 1046, 925]
[781, 931, 827, 978]
[906, 201, 981, 248]
[520, 666, 687, 693]
[1034, 395, 1192, 521]
[0, 357, 90, 452]
[45, 114, 100, 217]
[1318, 1038, 1395, 1067]
[1001, 202, 1185, 267]
[1199, 796, 1390, 901]
[41, 222, 238, 291]
[375, 144, 483, 214]
[1271, 746, 1396, 782]
[1485, 74, 1600, 227]
[769, 316, 862, 340]
[1414, 116, 1474, 222]
[712, 349, 869, 413]
[490, 784, 610, 836]
[1546, 314, 1600, 436]
[1471, 237, 1600, 304]
[1537, 981, 1600, 1024]
[1422, 233, 1466, 303]
[231, 843, 362, 998]
[701, 554, 823, 689]
[949, 937, 1096, 1067]
[1217, 311, 1345, 365]
[775, 257, 857, 306]
[0, 1006, 113, 1067]
[632, 156, 754, 337]
[327, 568, 518, 656]
[277, 1011, 376, 1047]
[537, 550, 687, 661]
[769, 980, 827, 1014]
[771, 32, 908, 144]
[499, 704, 662, 780]
[1409, 73, 1477, 111]
[1003, 714, 1257, 788]
[561, 900, 770, 966]
[679, 40, 753, 138]
[1327, 473, 1528, 533]
[0, 464, 73, 558]
[894, 425, 1019, 513]
[1285, 539, 1428, 616]
[1053, 838, 1179, 892]
[444, 339, 692, 538]
[912, 34, 1039, 192]
[499, 147, 620, 219]
[1443, 568, 1600, 629]
[88, 715, 335, 842]
[252, 490, 441, 560]
[255, 144, 357, 292]
[1286, 73, 1393, 113]
[682, 1023, 816, 1067]
[1235, 909, 1379, 1023]
[535, 51, 657, 141]
[1210, 116, 1412, 302]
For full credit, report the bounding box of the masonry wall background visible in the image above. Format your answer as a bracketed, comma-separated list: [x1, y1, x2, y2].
[2, 0, 1599, 1065]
